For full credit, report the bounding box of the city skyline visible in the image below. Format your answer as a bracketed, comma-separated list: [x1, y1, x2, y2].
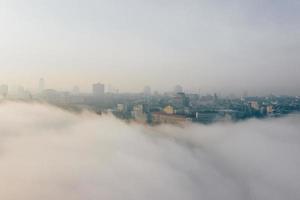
[1, 77, 299, 97]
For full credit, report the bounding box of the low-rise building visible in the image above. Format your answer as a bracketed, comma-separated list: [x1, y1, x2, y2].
[117, 104, 126, 112]
[266, 105, 274, 114]
[132, 104, 147, 123]
[250, 101, 260, 110]
[152, 112, 187, 125]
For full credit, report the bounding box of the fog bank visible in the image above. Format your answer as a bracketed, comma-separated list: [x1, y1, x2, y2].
[0, 102, 299, 200]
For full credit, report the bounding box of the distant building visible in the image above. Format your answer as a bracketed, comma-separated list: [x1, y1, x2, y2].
[132, 104, 143, 111]
[170, 92, 189, 108]
[39, 78, 45, 93]
[42, 89, 59, 102]
[152, 112, 187, 125]
[70, 95, 85, 104]
[174, 85, 183, 93]
[42, 89, 70, 104]
[163, 105, 175, 115]
[0, 84, 8, 97]
[117, 104, 126, 112]
[266, 105, 274, 114]
[143, 86, 151, 96]
[196, 112, 218, 123]
[106, 84, 119, 94]
[214, 93, 218, 101]
[250, 101, 260, 110]
[131, 104, 147, 123]
[92, 83, 105, 97]
[243, 91, 248, 98]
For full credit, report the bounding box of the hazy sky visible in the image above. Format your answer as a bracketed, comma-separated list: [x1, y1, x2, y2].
[0, 0, 299, 94]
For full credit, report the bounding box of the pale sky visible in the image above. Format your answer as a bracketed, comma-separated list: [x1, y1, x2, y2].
[0, 0, 299, 95]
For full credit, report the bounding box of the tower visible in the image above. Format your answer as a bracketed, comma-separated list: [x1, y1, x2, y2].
[39, 78, 45, 93]
[92, 83, 105, 96]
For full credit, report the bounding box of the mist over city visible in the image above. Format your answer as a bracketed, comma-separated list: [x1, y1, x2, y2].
[0, 102, 299, 200]
[0, 0, 300, 200]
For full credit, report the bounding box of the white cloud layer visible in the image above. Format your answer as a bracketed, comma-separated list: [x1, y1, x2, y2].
[0, 102, 299, 200]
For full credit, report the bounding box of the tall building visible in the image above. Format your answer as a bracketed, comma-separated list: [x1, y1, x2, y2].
[174, 85, 183, 93]
[92, 83, 105, 96]
[39, 78, 45, 93]
[0, 84, 8, 97]
[143, 86, 151, 96]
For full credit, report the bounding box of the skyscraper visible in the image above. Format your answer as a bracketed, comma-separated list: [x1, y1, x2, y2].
[143, 86, 151, 96]
[39, 78, 45, 93]
[174, 85, 183, 93]
[92, 83, 105, 96]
